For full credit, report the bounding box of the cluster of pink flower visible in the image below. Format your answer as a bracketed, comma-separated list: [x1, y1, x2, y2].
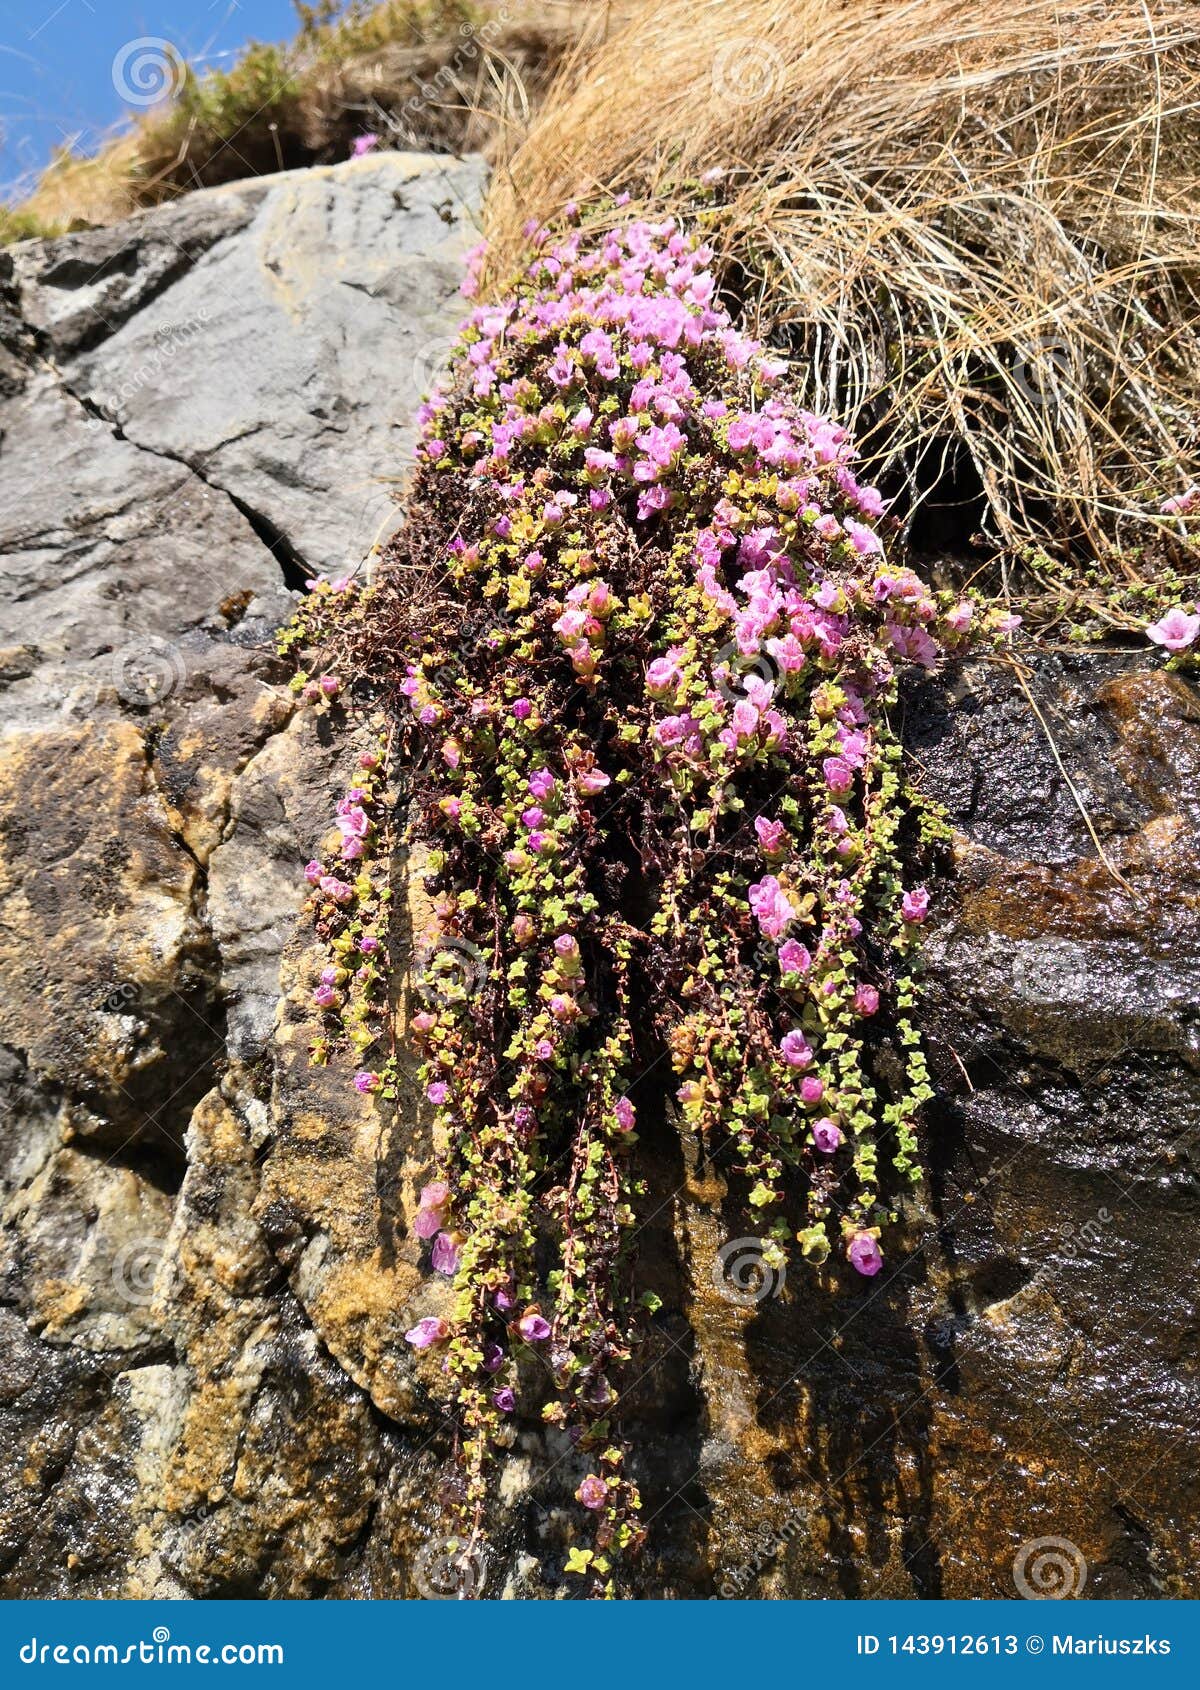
[406, 209, 1012, 1302]
[292, 205, 1027, 1584]
[298, 747, 389, 1061]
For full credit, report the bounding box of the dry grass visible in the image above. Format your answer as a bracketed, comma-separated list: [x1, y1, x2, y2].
[8, 1, 608, 241]
[485, 0, 1200, 567]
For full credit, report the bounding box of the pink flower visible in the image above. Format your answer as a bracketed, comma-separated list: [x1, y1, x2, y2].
[780, 1029, 813, 1069]
[823, 756, 853, 794]
[411, 1011, 436, 1035]
[1146, 607, 1200, 652]
[901, 888, 929, 923]
[576, 768, 610, 795]
[528, 769, 555, 799]
[576, 1475, 608, 1511]
[945, 601, 974, 634]
[812, 1119, 842, 1154]
[778, 939, 811, 976]
[312, 984, 336, 1009]
[848, 1234, 883, 1277]
[614, 1096, 636, 1132]
[413, 1207, 442, 1241]
[482, 1342, 504, 1373]
[352, 133, 380, 157]
[800, 1076, 824, 1104]
[319, 676, 340, 698]
[535, 1038, 555, 1062]
[353, 1071, 379, 1094]
[512, 697, 533, 720]
[518, 1312, 552, 1342]
[426, 1080, 449, 1106]
[431, 1231, 460, 1276]
[748, 875, 796, 939]
[493, 1387, 516, 1413]
[420, 1181, 449, 1211]
[549, 994, 577, 1022]
[553, 607, 588, 642]
[854, 983, 880, 1017]
[405, 1315, 449, 1349]
[730, 699, 760, 740]
[754, 816, 786, 855]
[304, 859, 323, 884]
[837, 730, 868, 769]
[319, 876, 353, 905]
[1161, 485, 1199, 516]
[336, 800, 369, 839]
[359, 935, 380, 955]
[844, 518, 881, 555]
[646, 653, 682, 696]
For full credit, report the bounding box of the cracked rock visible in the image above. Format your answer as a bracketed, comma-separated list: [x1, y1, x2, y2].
[1, 153, 1197, 1601]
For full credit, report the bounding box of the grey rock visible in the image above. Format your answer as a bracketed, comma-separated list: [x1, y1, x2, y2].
[62, 152, 486, 577]
[0, 150, 486, 1596]
[0, 152, 1197, 1600]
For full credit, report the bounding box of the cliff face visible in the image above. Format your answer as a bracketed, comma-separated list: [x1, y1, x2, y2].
[1, 155, 1196, 1600]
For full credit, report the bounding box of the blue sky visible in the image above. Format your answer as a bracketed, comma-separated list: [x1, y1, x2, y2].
[0, 0, 300, 200]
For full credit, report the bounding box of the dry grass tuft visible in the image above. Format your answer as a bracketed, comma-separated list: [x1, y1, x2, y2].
[485, 0, 1200, 567]
[10, 2, 608, 241]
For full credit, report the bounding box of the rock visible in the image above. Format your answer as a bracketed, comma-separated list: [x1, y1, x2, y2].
[0, 151, 488, 1597]
[15, 151, 488, 579]
[1, 153, 1196, 1599]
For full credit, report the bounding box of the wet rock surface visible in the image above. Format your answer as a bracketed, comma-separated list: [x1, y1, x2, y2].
[1, 161, 1197, 1598]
